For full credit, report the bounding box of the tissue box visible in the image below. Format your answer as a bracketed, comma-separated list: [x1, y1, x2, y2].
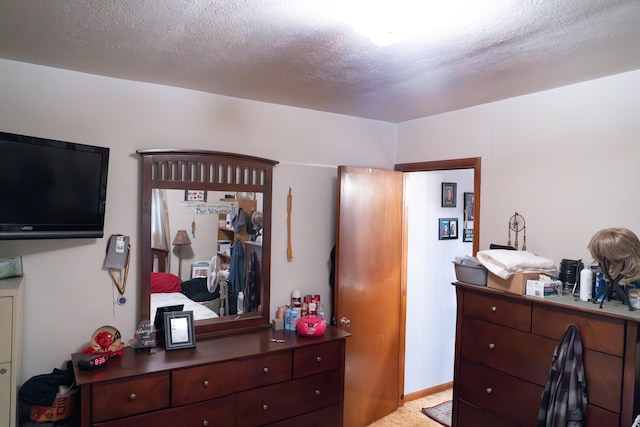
[0, 256, 22, 280]
[487, 272, 541, 295]
[526, 280, 561, 298]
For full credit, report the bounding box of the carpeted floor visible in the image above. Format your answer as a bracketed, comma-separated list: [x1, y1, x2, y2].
[367, 388, 453, 427]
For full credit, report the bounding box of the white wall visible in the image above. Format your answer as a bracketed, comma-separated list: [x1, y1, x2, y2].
[397, 69, 640, 265]
[404, 169, 474, 394]
[2, 57, 639, 397]
[0, 59, 396, 383]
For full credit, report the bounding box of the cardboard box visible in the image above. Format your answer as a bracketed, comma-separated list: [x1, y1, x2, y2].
[487, 272, 541, 295]
[526, 280, 561, 298]
[29, 387, 77, 422]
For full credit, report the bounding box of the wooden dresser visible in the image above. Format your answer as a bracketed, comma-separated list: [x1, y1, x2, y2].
[453, 282, 640, 427]
[73, 327, 349, 427]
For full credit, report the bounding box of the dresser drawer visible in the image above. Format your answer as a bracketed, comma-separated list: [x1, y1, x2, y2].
[463, 290, 531, 332]
[461, 317, 556, 385]
[458, 359, 542, 427]
[582, 346, 623, 412]
[532, 304, 625, 356]
[456, 399, 518, 427]
[236, 351, 293, 391]
[91, 373, 170, 422]
[293, 341, 342, 378]
[171, 360, 238, 406]
[237, 370, 341, 427]
[264, 404, 341, 427]
[95, 395, 235, 427]
[587, 404, 619, 427]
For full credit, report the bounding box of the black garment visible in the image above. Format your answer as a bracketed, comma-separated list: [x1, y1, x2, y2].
[329, 245, 335, 325]
[181, 277, 219, 302]
[537, 324, 587, 427]
[244, 252, 258, 313]
[19, 361, 75, 407]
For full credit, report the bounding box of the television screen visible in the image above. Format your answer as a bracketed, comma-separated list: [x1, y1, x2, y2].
[0, 131, 109, 239]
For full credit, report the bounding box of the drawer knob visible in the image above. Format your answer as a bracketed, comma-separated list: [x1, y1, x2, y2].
[486, 388, 493, 394]
[0, 368, 6, 375]
[490, 306, 497, 312]
[263, 404, 269, 411]
[315, 389, 321, 396]
[263, 367, 269, 374]
[316, 356, 322, 363]
[202, 421, 209, 426]
[129, 393, 136, 401]
[488, 343, 495, 350]
[203, 380, 209, 388]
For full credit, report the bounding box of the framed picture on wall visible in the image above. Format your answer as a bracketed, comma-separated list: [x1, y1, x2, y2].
[441, 183, 457, 207]
[463, 228, 473, 242]
[439, 218, 458, 240]
[464, 192, 474, 220]
[185, 190, 207, 202]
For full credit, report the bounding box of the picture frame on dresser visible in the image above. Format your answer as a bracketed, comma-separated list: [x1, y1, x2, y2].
[164, 310, 196, 350]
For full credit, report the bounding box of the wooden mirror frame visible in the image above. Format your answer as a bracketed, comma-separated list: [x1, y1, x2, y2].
[137, 149, 278, 339]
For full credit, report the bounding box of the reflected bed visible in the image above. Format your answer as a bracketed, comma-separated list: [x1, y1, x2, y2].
[151, 292, 218, 322]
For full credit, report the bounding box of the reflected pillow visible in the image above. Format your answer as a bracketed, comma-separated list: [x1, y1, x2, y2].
[150, 272, 182, 293]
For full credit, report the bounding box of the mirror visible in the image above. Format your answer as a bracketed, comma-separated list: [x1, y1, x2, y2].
[137, 149, 278, 339]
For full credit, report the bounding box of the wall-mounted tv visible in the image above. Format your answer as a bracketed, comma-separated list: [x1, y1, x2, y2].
[0, 131, 109, 239]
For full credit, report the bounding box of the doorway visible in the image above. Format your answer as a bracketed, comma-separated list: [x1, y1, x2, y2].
[396, 158, 480, 400]
[336, 158, 481, 426]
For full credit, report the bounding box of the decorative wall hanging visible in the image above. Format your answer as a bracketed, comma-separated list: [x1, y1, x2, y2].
[439, 218, 458, 240]
[464, 192, 474, 221]
[507, 212, 527, 250]
[185, 190, 207, 202]
[441, 182, 457, 207]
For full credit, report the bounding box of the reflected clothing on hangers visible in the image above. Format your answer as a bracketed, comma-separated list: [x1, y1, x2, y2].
[228, 239, 244, 315]
[244, 252, 258, 313]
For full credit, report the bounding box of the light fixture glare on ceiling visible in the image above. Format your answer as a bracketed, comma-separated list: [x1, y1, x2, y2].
[326, 0, 495, 47]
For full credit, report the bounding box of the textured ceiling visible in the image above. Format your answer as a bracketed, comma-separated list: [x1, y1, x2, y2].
[1, 0, 639, 123]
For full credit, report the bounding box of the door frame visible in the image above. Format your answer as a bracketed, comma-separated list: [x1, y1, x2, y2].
[394, 157, 481, 405]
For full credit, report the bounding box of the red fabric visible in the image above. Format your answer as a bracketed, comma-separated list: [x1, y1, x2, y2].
[150, 272, 182, 293]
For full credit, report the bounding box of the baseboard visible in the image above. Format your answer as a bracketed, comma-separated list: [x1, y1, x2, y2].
[404, 382, 453, 402]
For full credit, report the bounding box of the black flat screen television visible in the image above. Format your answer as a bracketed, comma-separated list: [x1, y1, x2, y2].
[0, 131, 109, 239]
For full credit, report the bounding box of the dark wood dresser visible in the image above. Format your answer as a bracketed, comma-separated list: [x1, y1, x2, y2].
[73, 327, 349, 427]
[453, 282, 640, 427]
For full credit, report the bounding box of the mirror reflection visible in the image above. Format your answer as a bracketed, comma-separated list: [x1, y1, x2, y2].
[150, 189, 264, 324]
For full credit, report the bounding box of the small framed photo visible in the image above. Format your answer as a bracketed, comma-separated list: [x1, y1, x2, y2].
[191, 262, 211, 279]
[441, 183, 457, 207]
[164, 311, 196, 350]
[439, 218, 458, 240]
[185, 190, 207, 202]
[464, 192, 474, 221]
[463, 228, 474, 243]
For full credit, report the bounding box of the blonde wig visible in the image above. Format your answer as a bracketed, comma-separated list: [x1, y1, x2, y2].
[588, 228, 640, 282]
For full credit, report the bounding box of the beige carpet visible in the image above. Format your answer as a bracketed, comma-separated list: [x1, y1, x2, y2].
[367, 389, 453, 427]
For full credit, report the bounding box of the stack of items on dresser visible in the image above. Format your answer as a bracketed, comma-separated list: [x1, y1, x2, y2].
[477, 249, 558, 296]
[453, 250, 560, 298]
[271, 290, 325, 331]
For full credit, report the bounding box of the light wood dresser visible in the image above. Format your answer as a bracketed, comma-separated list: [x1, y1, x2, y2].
[73, 327, 349, 427]
[0, 276, 23, 427]
[453, 281, 640, 427]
